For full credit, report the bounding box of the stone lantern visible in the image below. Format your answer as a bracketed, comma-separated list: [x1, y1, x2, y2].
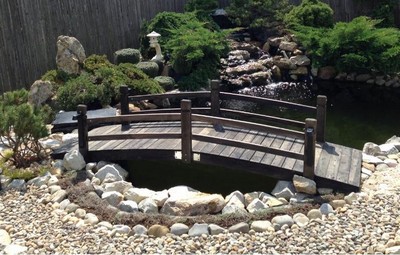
[147, 31, 163, 61]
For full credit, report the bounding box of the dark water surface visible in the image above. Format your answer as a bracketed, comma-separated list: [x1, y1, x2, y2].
[124, 82, 400, 194]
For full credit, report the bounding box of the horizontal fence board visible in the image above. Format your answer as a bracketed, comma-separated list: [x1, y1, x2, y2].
[1, 0, 399, 93]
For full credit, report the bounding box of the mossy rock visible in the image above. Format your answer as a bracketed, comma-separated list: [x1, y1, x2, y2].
[135, 61, 159, 78]
[154, 76, 175, 91]
[114, 48, 141, 65]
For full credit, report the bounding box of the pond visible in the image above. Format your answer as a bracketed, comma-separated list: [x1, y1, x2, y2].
[124, 81, 400, 195]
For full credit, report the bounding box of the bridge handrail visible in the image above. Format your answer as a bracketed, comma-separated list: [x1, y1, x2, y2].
[75, 99, 317, 179]
[120, 80, 327, 142]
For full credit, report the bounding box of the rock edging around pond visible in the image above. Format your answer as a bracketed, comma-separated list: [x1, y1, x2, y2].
[1, 135, 400, 245]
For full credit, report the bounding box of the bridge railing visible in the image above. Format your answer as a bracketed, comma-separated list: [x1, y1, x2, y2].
[120, 80, 327, 143]
[75, 90, 321, 179]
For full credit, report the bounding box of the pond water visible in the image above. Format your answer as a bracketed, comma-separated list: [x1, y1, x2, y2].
[124, 82, 400, 195]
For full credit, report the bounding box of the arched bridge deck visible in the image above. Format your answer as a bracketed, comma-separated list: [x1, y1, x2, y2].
[53, 82, 362, 192]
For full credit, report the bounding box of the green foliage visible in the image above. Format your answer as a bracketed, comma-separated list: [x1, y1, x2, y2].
[41, 69, 73, 86]
[166, 20, 229, 90]
[292, 16, 400, 74]
[0, 90, 49, 168]
[56, 74, 104, 111]
[284, 0, 334, 28]
[83, 54, 114, 73]
[140, 12, 198, 59]
[135, 61, 159, 78]
[114, 48, 141, 65]
[226, 0, 292, 29]
[370, 0, 396, 28]
[185, 0, 218, 14]
[116, 63, 164, 95]
[154, 76, 176, 91]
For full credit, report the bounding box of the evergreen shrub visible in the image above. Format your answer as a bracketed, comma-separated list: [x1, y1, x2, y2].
[284, 0, 334, 28]
[114, 48, 141, 65]
[292, 16, 400, 74]
[135, 61, 159, 78]
[0, 90, 49, 168]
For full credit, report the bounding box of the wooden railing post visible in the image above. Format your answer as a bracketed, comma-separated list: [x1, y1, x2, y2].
[303, 118, 317, 179]
[316, 95, 327, 143]
[210, 80, 220, 116]
[181, 99, 192, 163]
[76, 105, 89, 159]
[120, 85, 130, 115]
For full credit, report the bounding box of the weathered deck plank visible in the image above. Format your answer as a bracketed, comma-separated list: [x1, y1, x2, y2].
[55, 121, 361, 191]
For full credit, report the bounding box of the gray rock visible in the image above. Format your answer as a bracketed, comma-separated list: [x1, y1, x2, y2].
[293, 213, 309, 228]
[307, 209, 322, 220]
[170, 223, 189, 236]
[0, 175, 11, 188]
[246, 198, 268, 213]
[63, 149, 86, 171]
[95, 162, 128, 179]
[320, 203, 335, 215]
[289, 193, 313, 204]
[48, 185, 61, 194]
[0, 229, 11, 245]
[361, 168, 373, 176]
[94, 165, 124, 183]
[384, 158, 398, 167]
[112, 224, 131, 235]
[124, 187, 155, 203]
[363, 142, 381, 155]
[330, 199, 346, 209]
[271, 181, 296, 200]
[27, 175, 50, 187]
[229, 50, 251, 60]
[102, 191, 124, 207]
[362, 154, 384, 164]
[385, 246, 400, 254]
[138, 198, 158, 214]
[279, 41, 297, 52]
[208, 224, 226, 235]
[318, 66, 337, 80]
[59, 199, 71, 210]
[271, 215, 294, 229]
[167, 185, 199, 199]
[244, 192, 259, 206]
[3, 244, 28, 255]
[84, 213, 99, 225]
[150, 189, 169, 207]
[118, 200, 138, 213]
[86, 162, 97, 171]
[148, 225, 169, 237]
[251, 220, 272, 232]
[65, 203, 79, 213]
[379, 144, 399, 155]
[376, 164, 389, 171]
[28, 80, 53, 106]
[386, 136, 400, 149]
[47, 175, 59, 186]
[161, 193, 224, 216]
[355, 73, 372, 82]
[226, 62, 267, 76]
[228, 222, 249, 233]
[268, 37, 284, 47]
[344, 192, 358, 204]
[289, 66, 308, 75]
[75, 208, 86, 219]
[317, 188, 333, 195]
[56, 35, 86, 74]
[290, 55, 310, 66]
[259, 192, 283, 207]
[222, 204, 248, 215]
[86, 170, 95, 179]
[97, 221, 113, 229]
[7, 179, 26, 191]
[273, 57, 297, 70]
[103, 181, 133, 194]
[132, 225, 148, 236]
[293, 175, 317, 195]
[189, 223, 209, 237]
[50, 189, 67, 203]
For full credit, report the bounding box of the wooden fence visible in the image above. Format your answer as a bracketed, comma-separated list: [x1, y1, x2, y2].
[1, 0, 399, 94]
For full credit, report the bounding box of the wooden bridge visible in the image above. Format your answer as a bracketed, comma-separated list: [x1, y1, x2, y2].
[58, 81, 362, 192]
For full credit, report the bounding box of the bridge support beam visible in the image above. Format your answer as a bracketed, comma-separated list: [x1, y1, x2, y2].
[316, 95, 327, 143]
[76, 105, 89, 159]
[211, 80, 220, 116]
[304, 118, 317, 179]
[181, 100, 192, 163]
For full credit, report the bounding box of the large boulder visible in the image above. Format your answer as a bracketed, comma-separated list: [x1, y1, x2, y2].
[273, 57, 297, 70]
[102, 191, 124, 207]
[226, 62, 266, 76]
[271, 181, 296, 200]
[124, 188, 156, 203]
[63, 149, 86, 171]
[94, 164, 124, 183]
[290, 55, 311, 66]
[293, 175, 317, 195]
[160, 193, 225, 216]
[279, 41, 297, 52]
[103, 181, 133, 194]
[56, 35, 86, 74]
[318, 66, 337, 80]
[28, 80, 53, 106]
